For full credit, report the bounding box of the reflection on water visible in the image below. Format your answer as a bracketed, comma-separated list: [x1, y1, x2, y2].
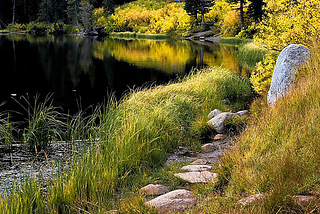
[0, 34, 248, 113]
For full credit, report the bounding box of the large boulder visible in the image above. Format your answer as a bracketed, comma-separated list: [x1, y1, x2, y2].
[267, 44, 311, 104]
[145, 189, 197, 213]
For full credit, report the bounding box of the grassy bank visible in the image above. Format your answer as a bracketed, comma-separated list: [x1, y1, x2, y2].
[219, 37, 252, 46]
[219, 37, 267, 71]
[110, 32, 167, 40]
[209, 45, 320, 213]
[237, 43, 267, 69]
[0, 67, 252, 213]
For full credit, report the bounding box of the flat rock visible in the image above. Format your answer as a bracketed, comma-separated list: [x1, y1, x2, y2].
[145, 189, 197, 213]
[207, 112, 234, 133]
[237, 193, 265, 206]
[267, 44, 311, 104]
[190, 159, 209, 165]
[174, 171, 217, 183]
[208, 109, 222, 119]
[140, 184, 169, 196]
[292, 195, 317, 206]
[235, 110, 249, 117]
[202, 143, 217, 153]
[213, 134, 226, 141]
[181, 165, 212, 172]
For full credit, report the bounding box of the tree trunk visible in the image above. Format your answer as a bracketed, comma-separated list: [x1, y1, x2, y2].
[74, 2, 82, 32]
[200, 0, 205, 26]
[12, 0, 15, 24]
[239, 0, 245, 29]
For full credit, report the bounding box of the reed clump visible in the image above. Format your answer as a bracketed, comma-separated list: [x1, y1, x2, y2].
[110, 32, 167, 40]
[0, 66, 252, 213]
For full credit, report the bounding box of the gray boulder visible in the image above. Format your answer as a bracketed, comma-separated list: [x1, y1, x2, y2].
[139, 184, 169, 196]
[208, 109, 222, 119]
[145, 189, 197, 213]
[267, 44, 311, 104]
[174, 171, 217, 183]
[181, 165, 212, 172]
[207, 112, 234, 133]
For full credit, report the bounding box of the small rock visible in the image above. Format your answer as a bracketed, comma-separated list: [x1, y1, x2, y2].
[174, 171, 217, 183]
[237, 193, 265, 206]
[292, 195, 317, 207]
[202, 143, 217, 153]
[207, 112, 234, 133]
[235, 110, 249, 117]
[208, 109, 222, 119]
[140, 184, 169, 196]
[145, 189, 197, 213]
[213, 134, 226, 141]
[181, 165, 212, 172]
[190, 159, 209, 165]
[105, 210, 119, 214]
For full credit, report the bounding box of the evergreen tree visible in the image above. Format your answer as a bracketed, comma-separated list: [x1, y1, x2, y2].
[247, 0, 265, 23]
[184, 0, 213, 26]
[79, 0, 93, 31]
[184, 0, 200, 20]
[67, 0, 81, 32]
[103, 0, 114, 16]
[39, 0, 53, 23]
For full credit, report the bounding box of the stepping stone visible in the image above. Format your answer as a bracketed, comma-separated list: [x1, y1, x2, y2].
[190, 159, 209, 165]
[145, 189, 197, 214]
[140, 184, 169, 196]
[213, 134, 226, 141]
[181, 165, 212, 172]
[292, 195, 318, 207]
[202, 143, 217, 153]
[174, 171, 217, 183]
[237, 193, 265, 206]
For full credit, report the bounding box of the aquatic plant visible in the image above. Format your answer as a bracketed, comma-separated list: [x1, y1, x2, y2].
[13, 94, 65, 151]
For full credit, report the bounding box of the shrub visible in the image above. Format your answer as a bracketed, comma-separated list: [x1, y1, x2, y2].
[26, 22, 50, 36]
[250, 52, 278, 95]
[221, 10, 241, 37]
[6, 23, 27, 32]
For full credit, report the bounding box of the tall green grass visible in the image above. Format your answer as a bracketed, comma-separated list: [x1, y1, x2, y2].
[237, 43, 267, 68]
[219, 37, 252, 46]
[215, 45, 320, 213]
[14, 94, 65, 150]
[0, 67, 252, 213]
[110, 32, 167, 40]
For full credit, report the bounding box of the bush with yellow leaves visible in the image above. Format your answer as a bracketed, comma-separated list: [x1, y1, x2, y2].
[251, 0, 320, 94]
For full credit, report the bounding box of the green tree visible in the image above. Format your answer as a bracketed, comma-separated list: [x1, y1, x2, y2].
[67, 0, 81, 32]
[247, 0, 265, 23]
[39, 0, 52, 24]
[103, 0, 115, 16]
[79, 0, 93, 31]
[184, 0, 213, 26]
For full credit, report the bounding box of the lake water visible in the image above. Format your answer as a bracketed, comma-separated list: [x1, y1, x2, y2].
[0, 33, 249, 115]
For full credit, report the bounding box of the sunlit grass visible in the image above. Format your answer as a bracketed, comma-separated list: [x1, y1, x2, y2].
[0, 66, 252, 213]
[110, 32, 167, 40]
[213, 44, 320, 213]
[237, 43, 267, 68]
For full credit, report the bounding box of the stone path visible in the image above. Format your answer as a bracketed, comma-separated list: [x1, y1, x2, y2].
[142, 109, 250, 213]
[143, 131, 230, 213]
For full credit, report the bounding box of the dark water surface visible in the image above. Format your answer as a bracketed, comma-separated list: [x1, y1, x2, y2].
[0, 33, 247, 115]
